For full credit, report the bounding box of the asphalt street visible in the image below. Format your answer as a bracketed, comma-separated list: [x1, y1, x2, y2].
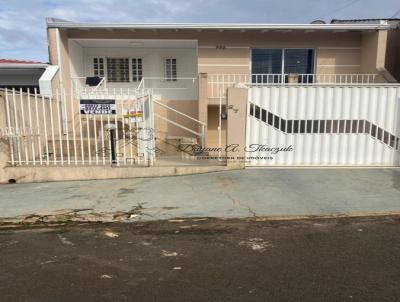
[1, 215, 400, 302]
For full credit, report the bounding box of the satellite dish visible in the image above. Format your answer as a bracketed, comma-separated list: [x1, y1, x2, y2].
[310, 20, 326, 24]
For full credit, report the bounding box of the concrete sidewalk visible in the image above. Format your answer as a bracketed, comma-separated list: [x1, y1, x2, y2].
[1, 169, 400, 223]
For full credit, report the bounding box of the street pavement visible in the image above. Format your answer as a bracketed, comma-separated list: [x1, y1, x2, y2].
[1, 216, 400, 301]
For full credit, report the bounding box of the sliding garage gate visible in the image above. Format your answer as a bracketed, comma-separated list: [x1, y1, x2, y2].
[246, 86, 400, 166]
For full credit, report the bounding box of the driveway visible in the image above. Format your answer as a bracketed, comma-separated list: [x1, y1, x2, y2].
[0, 169, 400, 222]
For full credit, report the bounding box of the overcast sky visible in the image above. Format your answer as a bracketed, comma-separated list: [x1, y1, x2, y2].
[0, 0, 399, 62]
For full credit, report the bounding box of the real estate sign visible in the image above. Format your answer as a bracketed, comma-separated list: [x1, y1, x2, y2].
[79, 99, 116, 115]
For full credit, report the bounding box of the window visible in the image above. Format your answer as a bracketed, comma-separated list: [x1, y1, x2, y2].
[106, 58, 129, 82]
[284, 49, 314, 75]
[132, 58, 143, 82]
[93, 58, 104, 77]
[252, 49, 282, 74]
[165, 58, 177, 81]
[251, 49, 315, 83]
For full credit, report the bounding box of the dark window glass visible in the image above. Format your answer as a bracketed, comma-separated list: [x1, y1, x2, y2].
[284, 49, 315, 76]
[107, 58, 129, 82]
[252, 49, 282, 74]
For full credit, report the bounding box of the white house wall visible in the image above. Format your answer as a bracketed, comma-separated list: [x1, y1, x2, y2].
[68, 40, 84, 81]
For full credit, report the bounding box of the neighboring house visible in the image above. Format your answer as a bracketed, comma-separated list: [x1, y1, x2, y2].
[0, 59, 48, 93]
[45, 17, 399, 149]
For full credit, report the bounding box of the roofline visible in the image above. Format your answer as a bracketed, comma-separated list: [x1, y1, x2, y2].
[0, 63, 49, 69]
[46, 19, 393, 31]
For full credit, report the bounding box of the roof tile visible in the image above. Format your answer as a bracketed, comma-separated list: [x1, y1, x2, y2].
[0, 59, 46, 64]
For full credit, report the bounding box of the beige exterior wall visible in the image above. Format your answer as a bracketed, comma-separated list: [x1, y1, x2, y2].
[58, 29, 371, 78]
[316, 48, 361, 74]
[49, 28, 392, 92]
[360, 30, 393, 82]
[386, 28, 400, 82]
[48, 28, 72, 93]
[206, 105, 226, 148]
[154, 99, 200, 155]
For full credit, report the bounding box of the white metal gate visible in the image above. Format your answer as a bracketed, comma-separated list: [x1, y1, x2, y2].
[246, 86, 400, 166]
[1, 88, 155, 166]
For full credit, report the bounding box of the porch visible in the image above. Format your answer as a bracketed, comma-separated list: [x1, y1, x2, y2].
[68, 39, 198, 101]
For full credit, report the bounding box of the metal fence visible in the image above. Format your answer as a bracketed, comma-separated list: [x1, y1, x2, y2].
[207, 73, 381, 98]
[0, 88, 155, 167]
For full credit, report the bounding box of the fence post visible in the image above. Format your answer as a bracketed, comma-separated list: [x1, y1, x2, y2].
[0, 91, 11, 183]
[226, 87, 247, 169]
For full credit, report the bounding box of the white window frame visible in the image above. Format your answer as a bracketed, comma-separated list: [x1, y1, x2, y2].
[93, 57, 105, 78]
[164, 58, 177, 82]
[131, 58, 143, 82]
[92, 57, 145, 83]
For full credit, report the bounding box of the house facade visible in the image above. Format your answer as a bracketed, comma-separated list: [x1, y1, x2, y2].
[45, 18, 399, 150]
[1, 18, 400, 183]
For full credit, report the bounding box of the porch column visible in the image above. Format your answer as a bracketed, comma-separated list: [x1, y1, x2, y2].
[226, 87, 247, 169]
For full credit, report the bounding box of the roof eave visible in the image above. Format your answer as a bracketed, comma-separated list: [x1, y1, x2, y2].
[46, 21, 393, 31]
[0, 64, 49, 69]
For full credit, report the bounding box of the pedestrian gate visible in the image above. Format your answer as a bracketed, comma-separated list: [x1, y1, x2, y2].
[0, 88, 155, 166]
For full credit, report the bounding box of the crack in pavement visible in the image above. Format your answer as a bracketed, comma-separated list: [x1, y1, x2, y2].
[0, 204, 146, 226]
[225, 193, 257, 218]
[216, 175, 257, 218]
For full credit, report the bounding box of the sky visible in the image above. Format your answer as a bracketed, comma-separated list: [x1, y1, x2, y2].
[0, 0, 399, 62]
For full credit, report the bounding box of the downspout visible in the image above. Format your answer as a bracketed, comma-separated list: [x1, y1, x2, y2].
[56, 28, 67, 133]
